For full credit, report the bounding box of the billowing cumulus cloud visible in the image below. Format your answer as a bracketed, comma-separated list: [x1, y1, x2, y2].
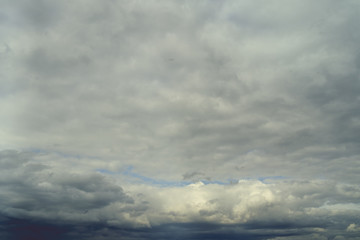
[1, 150, 360, 239]
[1, 0, 360, 239]
[0, 150, 148, 227]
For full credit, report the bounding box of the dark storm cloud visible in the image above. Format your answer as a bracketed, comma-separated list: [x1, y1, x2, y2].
[0, 150, 147, 227]
[1, 219, 360, 240]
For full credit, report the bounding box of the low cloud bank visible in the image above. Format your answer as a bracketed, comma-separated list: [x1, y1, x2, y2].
[1, 150, 359, 239]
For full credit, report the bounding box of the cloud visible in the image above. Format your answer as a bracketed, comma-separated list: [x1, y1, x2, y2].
[347, 223, 360, 232]
[2, 0, 359, 183]
[1, 150, 360, 239]
[1, 0, 360, 239]
[0, 150, 148, 227]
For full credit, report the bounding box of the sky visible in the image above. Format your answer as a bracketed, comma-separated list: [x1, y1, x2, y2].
[1, 0, 360, 239]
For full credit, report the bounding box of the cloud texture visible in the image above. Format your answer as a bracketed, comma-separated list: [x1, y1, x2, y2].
[1, 0, 360, 239]
[1, 150, 360, 239]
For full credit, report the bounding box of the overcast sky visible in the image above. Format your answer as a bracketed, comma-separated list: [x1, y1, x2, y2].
[1, 0, 360, 239]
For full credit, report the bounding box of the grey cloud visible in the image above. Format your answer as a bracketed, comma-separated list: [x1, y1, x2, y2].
[182, 171, 206, 181]
[2, 0, 360, 238]
[0, 150, 146, 226]
[1, 151, 360, 239]
[21, 0, 60, 30]
[2, 0, 61, 31]
[25, 48, 91, 78]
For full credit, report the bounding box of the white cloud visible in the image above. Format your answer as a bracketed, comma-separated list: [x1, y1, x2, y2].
[347, 223, 360, 232]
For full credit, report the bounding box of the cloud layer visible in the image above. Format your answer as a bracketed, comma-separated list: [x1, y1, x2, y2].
[1, 0, 360, 239]
[1, 150, 360, 239]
